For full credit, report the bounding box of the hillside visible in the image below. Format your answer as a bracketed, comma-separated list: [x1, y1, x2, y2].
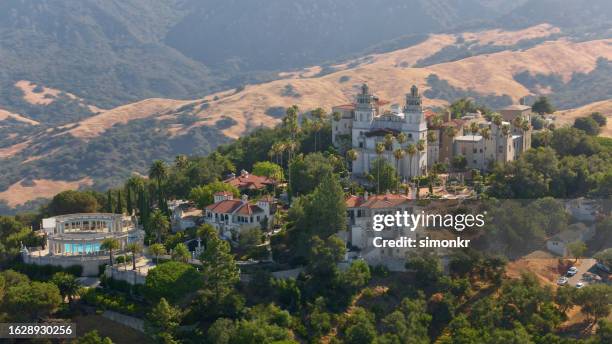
[555, 100, 612, 137]
[2, 24, 612, 211]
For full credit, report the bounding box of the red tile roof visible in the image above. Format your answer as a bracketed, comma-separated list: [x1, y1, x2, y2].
[206, 199, 264, 216]
[424, 109, 436, 118]
[224, 173, 276, 190]
[346, 193, 413, 209]
[206, 199, 243, 213]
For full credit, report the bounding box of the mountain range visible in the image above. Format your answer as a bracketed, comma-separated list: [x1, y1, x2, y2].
[0, 0, 611, 213]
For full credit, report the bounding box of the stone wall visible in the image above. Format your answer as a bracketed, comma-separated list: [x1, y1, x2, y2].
[104, 266, 147, 285]
[22, 252, 106, 276]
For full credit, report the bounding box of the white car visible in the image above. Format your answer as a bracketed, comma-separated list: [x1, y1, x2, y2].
[575, 281, 585, 289]
[567, 267, 578, 276]
[557, 276, 569, 286]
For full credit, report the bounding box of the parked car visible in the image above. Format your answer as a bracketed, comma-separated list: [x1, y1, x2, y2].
[567, 267, 578, 276]
[596, 262, 611, 273]
[575, 281, 585, 289]
[557, 276, 569, 286]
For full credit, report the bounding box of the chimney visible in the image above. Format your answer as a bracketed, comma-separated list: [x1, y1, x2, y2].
[241, 194, 248, 203]
[445, 109, 451, 123]
[364, 191, 369, 200]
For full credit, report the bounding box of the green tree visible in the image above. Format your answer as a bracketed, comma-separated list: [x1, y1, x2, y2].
[188, 181, 240, 209]
[375, 142, 386, 193]
[343, 307, 377, 344]
[126, 242, 142, 270]
[566, 241, 587, 263]
[46, 190, 99, 216]
[51, 272, 80, 302]
[148, 243, 166, 264]
[115, 189, 123, 214]
[370, 157, 398, 194]
[252, 161, 284, 181]
[149, 209, 169, 243]
[575, 284, 612, 323]
[145, 298, 182, 344]
[72, 330, 113, 344]
[289, 152, 334, 196]
[199, 235, 239, 298]
[531, 96, 555, 115]
[590, 112, 607, 127]
[4, 281, 62, 321]
[573, 117, 600, 136]
[106, 190, 113, 213]
[100, 238, 120, 266]
[145, 261, 201, 302]
[171, 243, 190, 263]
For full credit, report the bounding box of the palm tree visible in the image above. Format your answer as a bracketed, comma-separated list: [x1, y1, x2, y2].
[375, 142, 385, 194]
[397, 132, 407, 146]
[126, 242, 142, 271]
[431, 115, 443, 129]
[172, 243, 191, 263]
[500, 124, 511, 161]
[491, 113, 503, 161]
[311, 107, 326, 151]
[126, 175, 144, 215]
[101, 238, 120, 266]
[384, 133, 394, 151]
[149, 160, 168, 209]
[444, 126, 457, 172]
[405, 144, 416, 179]
[540, 129, 552, 147]
[393, 148, 405, 193]
[469, 122, 480, 166]
[416, 139, 425, 176]
[427, 131, 437, 144]
[149, 209, 169, 243]
[51, 272, 80, 303]
[480, 127, 491, 169]
[346, 149, 358, 170]
[174, 154, 189, 169]
[149, 243, 166, 264]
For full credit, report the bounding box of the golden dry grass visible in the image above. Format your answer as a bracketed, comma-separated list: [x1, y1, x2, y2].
[0, 108, 39, 125]
[3, 25, 612, 205]
[460, 23, 560, 46]
[65, 98, 193, 139]
[0, 177, 93, 207]
[57, 25, 612, 143]
[554, 99, 612, 137]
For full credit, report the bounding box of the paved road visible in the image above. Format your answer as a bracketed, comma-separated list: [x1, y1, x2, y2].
[565, 258, 596, 287]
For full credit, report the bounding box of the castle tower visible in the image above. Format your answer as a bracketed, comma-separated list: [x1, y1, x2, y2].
[354, 83, 376, 124]
[404, 85, 423, 114]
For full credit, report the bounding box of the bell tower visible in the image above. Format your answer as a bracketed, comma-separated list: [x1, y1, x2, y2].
[405, 85, 422, 112]
[354, 83, 375, 124]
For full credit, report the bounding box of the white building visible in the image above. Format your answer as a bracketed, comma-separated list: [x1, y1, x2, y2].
[204, 193, 273, 240]
[169, 200, 203, 232]
[333, 84, 428, 179]
[24, 213, 144, 276]
[345, 192, 421, 270]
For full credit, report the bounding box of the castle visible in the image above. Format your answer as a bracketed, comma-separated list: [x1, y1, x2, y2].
[332, 84, 531, 176]
[332, 84, 428, 180]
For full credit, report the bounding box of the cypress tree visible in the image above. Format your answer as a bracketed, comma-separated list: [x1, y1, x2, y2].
[116, 190, 123, 214]
[126, 186, 133, 215]
[106, 190, 113, 213]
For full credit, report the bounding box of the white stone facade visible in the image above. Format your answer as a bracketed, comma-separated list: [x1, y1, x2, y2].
[333, 84, 428, 180]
